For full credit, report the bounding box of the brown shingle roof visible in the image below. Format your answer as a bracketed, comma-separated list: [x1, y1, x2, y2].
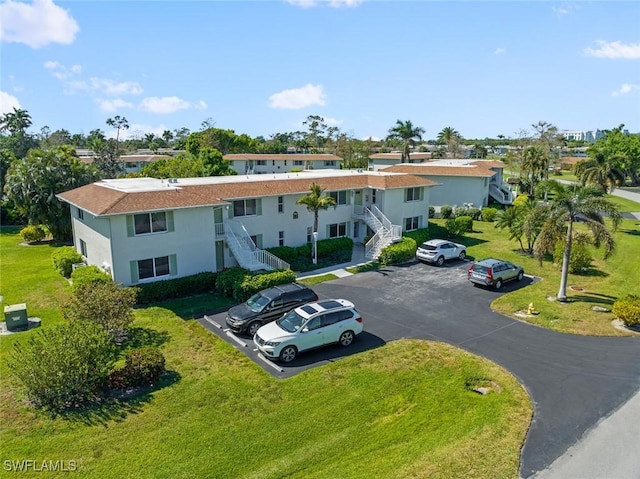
[383, 164, 496, 177]
[369, 153, 432, 160]
[224, 154, 342, 161]
[58, 174, 436, 216]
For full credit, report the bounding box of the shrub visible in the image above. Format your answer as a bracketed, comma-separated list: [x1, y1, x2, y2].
[378, 237, 417, 266]
[265, 246, 298, 263]
[440, 205, 453, 219]
[52, 246, 83, 278]
[456, 216, 474, 233]
[70, 265, 113, 291]
[467, 207, 481, 220]
[403, 228, 430, 246]
[316, 237, 353, 256]
[481, 207, 498, 222]
[63, 282, 137, 343]
[553, 241, 593, 274]
[133, 272, 216, 304]
[453, 207, 467, 218]
[267, 237, 353, 273]
[8, 322, 117, 410]
[20, 225, 46, 243]
[612, 295, 640, 327]
[108, 347, 166, 390]
[234, 269, 297, 302]
[428, 206, 435, 218]
[215, 267, 248, 297]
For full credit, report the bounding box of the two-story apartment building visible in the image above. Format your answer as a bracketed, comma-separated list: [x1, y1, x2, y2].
[224, 154, 342, 175]
[57, 170, 436, 286]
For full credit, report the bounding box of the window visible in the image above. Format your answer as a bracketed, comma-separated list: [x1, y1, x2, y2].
[284, 160, 287, 166]
[256, 160, 267, 166]
[324, 160, 336, 167]
[307, 226, 313, 243]
[79, 239, 87, 257]
[278, 196, 284, 213]
[329, 191, 347, 205]
[138, 256, 170, 280]
[77, 208, 84, 220]
[404, 216, 420, 231]
[405, 187, 423, 202]
[294, 160, 304, 166]
[279, 231, 284, 246]
[134, 212, 167, 235]
[233, 199, 257, 216]
[372, 189, 377, 204]
[272, 160, 276, 166]
[328, 222, 347, 238]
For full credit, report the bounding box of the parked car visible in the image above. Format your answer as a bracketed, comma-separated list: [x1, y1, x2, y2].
[254, 299, 363, 363]
[225, 283, 318, 337]
[416, 239, 467, 266]
[467, 258, 524, 290]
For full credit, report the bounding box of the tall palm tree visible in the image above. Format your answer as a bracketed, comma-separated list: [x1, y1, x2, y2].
[576, 145, 626, 193]
[0, 107, 32, 135]
[386, 120, 425, 162]
[534, 181, 622, 302]
[437, 127, 461, 158]
[296, 182, 336, 234]
[521, 145, 548, 195]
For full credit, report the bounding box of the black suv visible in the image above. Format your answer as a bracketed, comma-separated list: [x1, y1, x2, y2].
[225, 283, 318, 337]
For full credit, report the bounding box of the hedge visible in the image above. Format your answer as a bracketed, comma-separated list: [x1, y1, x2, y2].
[233, 269, 297, 302]
[481, 207, 498, 222]
[108, 347, 166, 390]
[20, 225, 46, 243]
[70, 265, 113, 292]
[378, 237, 417, 266]
[440, 205, 453, 219]
[266, 237, 353, 273]
[133, 272, 217, 304]
[403, 228, 430, 247]
[52, 246, 83, 278]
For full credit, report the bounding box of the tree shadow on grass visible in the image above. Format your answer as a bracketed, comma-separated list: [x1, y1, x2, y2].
[567, 292, 618, 306]
[125, 327, 171, 349]
[57, 370, 181, 426]
[620, 227, 640, 236]
[573, 268, 609, 278]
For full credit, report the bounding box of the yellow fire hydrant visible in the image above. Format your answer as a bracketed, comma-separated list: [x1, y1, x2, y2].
[527, 303, 536, 315]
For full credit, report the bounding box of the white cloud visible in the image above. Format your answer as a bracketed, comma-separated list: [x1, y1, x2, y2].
[287, 0, 363, 7]
[612, 83, 640, 96]
[494, 47, 506, 55]
[139, 96, 206, 114]
[44, 60, 83, 81]
[584, 40, 640, 59]
[89, 77, 143, 96]
[269, 84, 327, 110]
[98, 98, 134, 113]
[0, 0, 79, 49]
[0, 90, 21, 115]
[362, 135, 381, 142]
[111, 123, 170, 140]
[552, 3, 579, 15]
[324, 116, 343, 126]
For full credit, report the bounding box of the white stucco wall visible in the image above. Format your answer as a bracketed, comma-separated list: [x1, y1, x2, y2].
[72, 208, 113, 277]
[379, 187, 430, 231]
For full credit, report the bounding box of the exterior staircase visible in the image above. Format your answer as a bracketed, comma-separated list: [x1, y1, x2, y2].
[489, 182, 515, 205]
[356, 205, 402, 260]
[224, 219, 290, 272]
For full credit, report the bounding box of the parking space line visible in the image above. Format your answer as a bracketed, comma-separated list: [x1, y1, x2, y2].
[257, 353, 284, 373]
[226, 331, 248, 348]
[203, 315, 222, 329]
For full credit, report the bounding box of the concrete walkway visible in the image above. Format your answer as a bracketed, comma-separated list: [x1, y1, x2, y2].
[296, 243, 368, 280]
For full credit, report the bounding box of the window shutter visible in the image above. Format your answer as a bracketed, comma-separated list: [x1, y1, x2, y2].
[126, 215, 135, 237]
[256, 234, 263, 248]
[256, 199, 262, 215]
[326, 224, 330, 238]
[169, 254, 178, 276]
[130, 260, 139, 284]
[229, 203, 234, 219]
[346, 192, 351, 205]
[167, 211, 174, 232]
[346, 221, 351, 236]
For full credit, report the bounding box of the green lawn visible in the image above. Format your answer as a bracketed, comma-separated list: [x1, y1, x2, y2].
[0, 227, 531, 478]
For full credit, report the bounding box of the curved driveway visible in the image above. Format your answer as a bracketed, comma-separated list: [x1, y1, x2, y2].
[308, 262, 640, 478]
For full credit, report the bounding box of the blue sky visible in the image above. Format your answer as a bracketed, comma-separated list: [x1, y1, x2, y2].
[1, 0, 639, 142]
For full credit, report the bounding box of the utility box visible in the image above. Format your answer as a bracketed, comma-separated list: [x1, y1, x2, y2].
[4, 303, 28, 331]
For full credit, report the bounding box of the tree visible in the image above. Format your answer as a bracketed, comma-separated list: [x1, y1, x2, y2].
[8, 321, 117, 410]
[4, 146, 99, 240]
[521, 145, 547, 195]
[199, 148, 236, 176]
[303, 115, 329, 153]
[576, 145, 625, 193]
[534, 181, 622, 302]
[494, 196, 548, 255]
[296, 182, 336, 234]
[63, 282, 137, 343]
[0, 107, 36, 158]
[437, 127, 462, 157]
[138, 153, 206, 178]
[387, 120, 425, 162]
[106, 115, 129, 143]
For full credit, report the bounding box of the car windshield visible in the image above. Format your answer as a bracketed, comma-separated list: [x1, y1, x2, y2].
[473, 265, 489, 274]
[277, 309, 307, 333]
[246, 293, 271, 312]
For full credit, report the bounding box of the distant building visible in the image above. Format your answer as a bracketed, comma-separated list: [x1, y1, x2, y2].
[561, 129, 629, 143]
[223, 154, 343, 175]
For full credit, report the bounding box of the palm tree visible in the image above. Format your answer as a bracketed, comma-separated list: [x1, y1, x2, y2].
[386, 120, 425, 162]
[0, 107, 32, 135]
[576, 145, 625, 193]
[534, 181, 622, 302]
[297, 182, 336, 234]
[437, 127, 461, 157]
[521, 145, 548, 195]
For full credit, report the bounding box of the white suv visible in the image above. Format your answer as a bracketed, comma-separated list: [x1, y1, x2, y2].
[254, 299, 363, 363]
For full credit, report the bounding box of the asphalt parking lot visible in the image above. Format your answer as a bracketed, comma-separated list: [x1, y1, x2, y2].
[198, 260, 640, 478]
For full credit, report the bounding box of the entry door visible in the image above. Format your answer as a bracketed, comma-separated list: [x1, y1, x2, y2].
[354, 189, 363, 215]
[215, 240, 225, 271]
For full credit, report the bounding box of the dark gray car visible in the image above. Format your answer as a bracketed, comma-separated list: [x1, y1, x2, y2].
[467, 258, 524, 289]
[225, 283, 318, 337]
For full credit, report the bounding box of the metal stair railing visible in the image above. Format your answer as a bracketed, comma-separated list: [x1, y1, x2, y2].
[225, 220, 289, 271]
[371, 205, 402, 241]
